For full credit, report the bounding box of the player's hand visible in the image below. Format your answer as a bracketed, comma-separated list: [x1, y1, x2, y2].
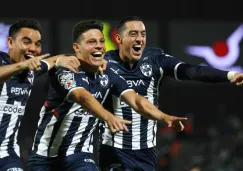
[163, 115, 187, 132]
[20, 53, 50, 71]
[55, 55, 80, 73]
[106, 115, 132, 133]
[98, 59, 108, 75]
[231, 73, 243, 86]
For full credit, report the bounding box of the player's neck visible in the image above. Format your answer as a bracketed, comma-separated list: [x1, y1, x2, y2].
[129, 63, 133, 69]
[120, 55, 136, 69]
[119, 53, 135, 69]
[79, 60, 98, 73]
[119, 51, 128, 62]
[119, 51, 136, 66]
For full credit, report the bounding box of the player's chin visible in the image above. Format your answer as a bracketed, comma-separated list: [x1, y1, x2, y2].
[131, 54, 142, 61]
[131, 51, 142, 59]
[90, 59, 103, 67]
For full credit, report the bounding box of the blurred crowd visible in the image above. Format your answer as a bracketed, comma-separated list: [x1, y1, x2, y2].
[157, 109, 243, 171]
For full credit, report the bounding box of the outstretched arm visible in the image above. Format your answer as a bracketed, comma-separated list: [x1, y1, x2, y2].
[176, 63, 235, 82]
[42, 54, 80, 73]
[121, 90, 187, 131]
[68, 88, 131, 133]
[0, 54, 49, 83]
[176, 63, 243, 86]
[156, 53, 242, 85]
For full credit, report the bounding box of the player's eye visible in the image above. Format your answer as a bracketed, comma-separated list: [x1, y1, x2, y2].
[88, 40, 96, 45]
[100, 39, 105, 43]
[130, 33, 137, 37]
[36, 42, 41, 47]
[23, 40, 31, 45]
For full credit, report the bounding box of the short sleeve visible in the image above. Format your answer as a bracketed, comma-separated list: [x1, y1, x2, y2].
[56, 69, 89, 101]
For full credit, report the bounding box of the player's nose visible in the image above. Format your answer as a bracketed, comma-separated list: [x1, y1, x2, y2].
[28, 43, 39, 54]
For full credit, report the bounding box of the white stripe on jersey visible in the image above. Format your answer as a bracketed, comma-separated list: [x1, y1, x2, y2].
[102, 122, 113, 147]
[35, 88, 112, 157]
[146, 77, 156, 148]
[131, 109, 141, 150]
[103, 94, 123, 148]
[35, 103, 79, 157]
[49, 103, 98, 156]
[174, 62, 184, 80]
[66, 89, 110, 155]
[102, 69, 164, 150]
[13, 129, 20, 157]
[148, 67, 163, 147]
[0, 83, 6, 124]
[65, 117, 98, 156]
[40, 60, 51, 71]
[34, 106, 57, 157]
[156, 68, 164, 100]
[0, 83, 22, 158]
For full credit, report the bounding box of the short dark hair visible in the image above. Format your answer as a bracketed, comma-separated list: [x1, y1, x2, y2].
[72, 20, 103, 43]
[8, 19, 42, 39]
[116, 16, 142, 34]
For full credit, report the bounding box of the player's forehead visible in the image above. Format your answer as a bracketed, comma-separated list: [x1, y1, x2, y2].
[81, 29, 104, 41]
[124, 21, 145, 33]
[15, 28, 41, 42]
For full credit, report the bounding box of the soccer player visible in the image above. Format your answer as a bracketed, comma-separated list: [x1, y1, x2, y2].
[98, 16, 243, 171]
[27, 19, 187, 171]
[0, 19, 80, 171]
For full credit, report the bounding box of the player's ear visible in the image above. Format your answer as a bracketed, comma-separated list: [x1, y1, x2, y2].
[73, 43, 79, 53]
[116, 34, 122, 44]
[7, 37, 13, 49]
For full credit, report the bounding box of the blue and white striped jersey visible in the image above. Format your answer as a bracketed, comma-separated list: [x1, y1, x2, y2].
[101, 47, 183, 150]
[32, 68, 132, 157]
[0, 51, 49, 158]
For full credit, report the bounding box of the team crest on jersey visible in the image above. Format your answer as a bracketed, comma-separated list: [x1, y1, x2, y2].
[28, 71, 34, 84]
[99, 75, 109, 88]
[140, 63, 152, 77]
[58, 72, 76, 90]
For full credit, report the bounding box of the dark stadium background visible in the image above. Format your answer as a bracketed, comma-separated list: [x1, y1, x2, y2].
[1, 1, 243, 170]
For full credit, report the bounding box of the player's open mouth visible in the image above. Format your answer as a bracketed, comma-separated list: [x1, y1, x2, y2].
[91, 51, 103, 60]
[132, 45, 142, 55]
[132, 45, 142, 52]
[24, 54, 34, 59]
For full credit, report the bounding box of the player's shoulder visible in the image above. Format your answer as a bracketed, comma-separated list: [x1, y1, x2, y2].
[103, 68, 122, 79]
[0, 51, 8, 58]
[104, 68, 116, 75]
[102, 68, 126, 83]
[0, 51, 11, 64]
[142, 46, 164, 57]
[56, 67, 71, 74]
[55, 67, 80, 79]
[56, 68, 80, 89]
[104, 49, 119, 61]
